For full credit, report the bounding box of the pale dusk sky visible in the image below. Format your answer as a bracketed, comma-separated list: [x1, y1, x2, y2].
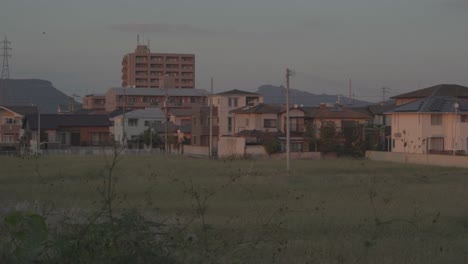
[1, 0, 468, 101]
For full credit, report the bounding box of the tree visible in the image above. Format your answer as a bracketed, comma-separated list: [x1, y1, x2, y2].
[304, 122, 318, 152]
[319, 122, 337, 153]
[140, 129, 162, 148]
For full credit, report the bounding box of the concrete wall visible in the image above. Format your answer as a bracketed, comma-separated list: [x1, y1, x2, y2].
[183, 145, 209, 157]
[366, 150, 468, 168]
[245, 145, 268, 156]
[269, 152, 322, 160]
[218, 137, 246, 158]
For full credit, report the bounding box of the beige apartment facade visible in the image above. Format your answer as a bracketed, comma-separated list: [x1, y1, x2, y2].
[122, 45, 195, 89]
[0, 106, 37, 148]
[212, 89, 263, 136]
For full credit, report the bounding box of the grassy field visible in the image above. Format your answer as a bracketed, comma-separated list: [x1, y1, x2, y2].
[1, 154, 468, 263]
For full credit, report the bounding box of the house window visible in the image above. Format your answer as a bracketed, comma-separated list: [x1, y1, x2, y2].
[429, 137, 444, 151]
[56, 132, 67, 145]
[3, 118, 16, 125]
[228, 98, 238, 107]
[461, 115, 468, 123]
[431, 115, 442, 126]
[264, 119, 277, 128]
[144, 121, 150, 127]
[92, 132, 106, 145]
[228, 117, 232, 132]
[291, 143, 303, 152]
[2, 134, 15, 143]
[128, 118, 138, 126]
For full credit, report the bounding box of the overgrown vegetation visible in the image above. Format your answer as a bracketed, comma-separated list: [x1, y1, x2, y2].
[0, 155, 467, 263]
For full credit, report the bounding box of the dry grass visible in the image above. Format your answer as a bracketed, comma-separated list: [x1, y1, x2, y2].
[1, 154, 468, 263]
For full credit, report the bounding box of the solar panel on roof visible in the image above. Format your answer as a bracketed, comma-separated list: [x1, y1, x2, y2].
[428, 99, 445, 112]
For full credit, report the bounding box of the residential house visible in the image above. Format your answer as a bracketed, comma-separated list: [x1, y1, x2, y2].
[112, 108, 166, 144]
[302, 103, 372, 149]
[386, 96, 468, 154]
[191, 106, 219, 148]
[22, 114, 112, 147]
[391, 84, 468, 106]
[212, 89, 263, 136]
[231, 104, 309, 151]
[104, 87, 208, 112]
[168, 108, 194, 126]
[0, 106, 38, 149]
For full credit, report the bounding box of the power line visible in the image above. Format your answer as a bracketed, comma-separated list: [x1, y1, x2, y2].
[1, 36, 12, 79]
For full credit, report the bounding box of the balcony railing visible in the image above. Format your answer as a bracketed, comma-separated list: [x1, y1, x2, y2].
[0, 125, 20, 133]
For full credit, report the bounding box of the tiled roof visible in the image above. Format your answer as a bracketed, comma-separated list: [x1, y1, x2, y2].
[303, 105, 372, 119]
[24, 114, 112, 130]
[389, 96, 468, 113]
[1, 106, 38, 115]
[168, 108, 196, 116]
[231, 104, 284, 114]
[108, 87, 209, 97]
[366, 104, 397, 115]
[215, 89, 260, 96]
[391, 84, 468, 99]
[116, 108, 166, 119]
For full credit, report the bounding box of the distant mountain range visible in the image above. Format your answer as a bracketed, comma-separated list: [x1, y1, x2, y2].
[0, 79, 79, 113]
[255, 85, 372, 107]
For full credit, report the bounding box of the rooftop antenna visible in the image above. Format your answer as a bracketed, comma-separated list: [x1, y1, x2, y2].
[137, 34, 140, 45]
[1, 36, 12, 79]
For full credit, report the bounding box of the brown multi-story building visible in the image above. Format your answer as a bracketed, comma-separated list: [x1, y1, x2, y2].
[104, 87, 208, 112]
[82, 94, 106, 111]
[121, 45, 195, 89]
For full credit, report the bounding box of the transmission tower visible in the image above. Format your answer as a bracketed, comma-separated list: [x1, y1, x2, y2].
[1, 36, 12, 79]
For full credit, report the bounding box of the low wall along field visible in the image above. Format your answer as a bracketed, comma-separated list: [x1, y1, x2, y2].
[366, 151, 468, 168]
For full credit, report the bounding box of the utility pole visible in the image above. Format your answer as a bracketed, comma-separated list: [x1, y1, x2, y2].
[122, 86, 127, 146]
[286, 68, 294, 173]
[164, 76, 169, 154]
[37, 108, 40, 155]
[1, 36, 11, 79]
[209, 77, 213, 158]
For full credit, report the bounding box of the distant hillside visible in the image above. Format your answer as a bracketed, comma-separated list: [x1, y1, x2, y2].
[0, 79, 79, 113]
[256, 85, 371, 107]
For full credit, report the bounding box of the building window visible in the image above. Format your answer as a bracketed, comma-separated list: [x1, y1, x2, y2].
[429, 137, 444, 151]
[431, 115, 442, 126]
[128, 118, 138, 126]
[264, 119, 277, 128]
[56, 132, 67, 145]
[461, 115, 468, 123]
[291, 143, 303, 152]
[144, 121, 150, 127]
[228, 98, 238, 107]
[3, 118, 17, 125]
[92, 132, 106, 145]
[245, 118, 249, 127]
[228, 117, 232, 132]
[2, 134, 15, 143]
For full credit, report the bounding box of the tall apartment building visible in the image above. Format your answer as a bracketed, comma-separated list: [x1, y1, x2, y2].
[121, 45, 195, 89]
